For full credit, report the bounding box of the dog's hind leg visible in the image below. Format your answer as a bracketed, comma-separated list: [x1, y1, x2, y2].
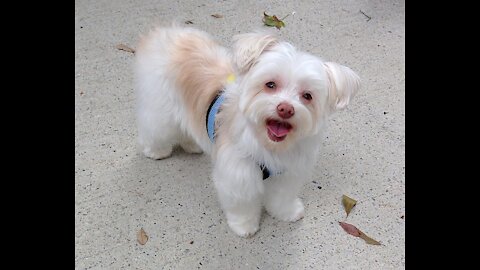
[137, 117, 176, 160]
[135, 58, 181, 160]
[179, 133, 203, 154]
[136, 92, 179, 160]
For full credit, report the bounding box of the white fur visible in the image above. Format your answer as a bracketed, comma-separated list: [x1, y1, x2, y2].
[134, 26, 360, 237]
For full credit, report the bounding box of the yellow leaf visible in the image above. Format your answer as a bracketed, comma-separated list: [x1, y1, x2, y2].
[262, 12, 286, 29]
[359, 231, 381, 245]
[342, 195, 357, 217]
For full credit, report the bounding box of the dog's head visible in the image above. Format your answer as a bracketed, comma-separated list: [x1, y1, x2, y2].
[232, 31, 360, 151]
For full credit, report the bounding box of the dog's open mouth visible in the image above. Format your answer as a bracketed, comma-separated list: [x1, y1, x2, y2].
[266, 119, 293, 142]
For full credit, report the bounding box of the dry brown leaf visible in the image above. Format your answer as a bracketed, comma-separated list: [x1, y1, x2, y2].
[339, 222, 381, 245]
[211, 14, 223, 18]
[137, 228, 148, 245]
[116, 44, 135, 54]
[342, 195, 357, 217]
[339, 221, 361, 237]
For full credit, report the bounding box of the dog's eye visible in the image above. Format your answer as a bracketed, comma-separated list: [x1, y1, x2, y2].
[302, 92, 313, 101]
[265, 81, 276, 89]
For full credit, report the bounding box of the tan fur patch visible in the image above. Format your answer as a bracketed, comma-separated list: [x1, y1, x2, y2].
[169, 31, 234, 139]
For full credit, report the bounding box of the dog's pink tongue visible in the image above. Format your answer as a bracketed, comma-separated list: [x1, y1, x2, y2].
[267, 121, 291, 137]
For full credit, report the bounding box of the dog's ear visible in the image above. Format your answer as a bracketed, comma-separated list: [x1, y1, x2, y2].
[232, 31, 278, 74]
[324, 62, 361, 111]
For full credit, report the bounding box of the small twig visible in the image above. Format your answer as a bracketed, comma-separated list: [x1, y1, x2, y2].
[116, 44, 135, 54]
[280, 13, 291, 21]
[280, 11, 295, 21]
[359, 10, 371, 22]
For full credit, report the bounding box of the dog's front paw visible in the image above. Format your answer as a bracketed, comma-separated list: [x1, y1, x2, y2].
[227, 219, 259, 238]
[286, 198, 305, 222]
[225, 211, 260, 238]
[266, 198, 305, 222]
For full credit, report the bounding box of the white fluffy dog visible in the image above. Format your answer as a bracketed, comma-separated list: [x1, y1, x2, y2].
[134, 25, 360, 237]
